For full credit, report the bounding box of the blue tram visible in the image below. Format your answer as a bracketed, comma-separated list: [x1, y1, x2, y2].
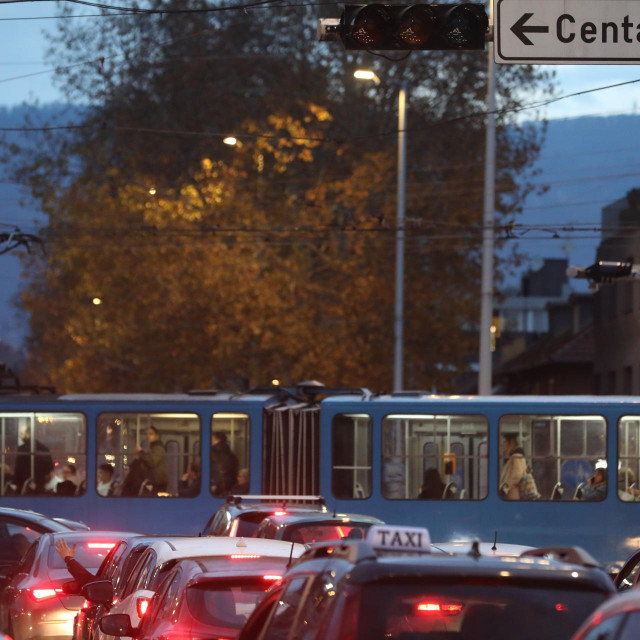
[0, 389, 638, 570]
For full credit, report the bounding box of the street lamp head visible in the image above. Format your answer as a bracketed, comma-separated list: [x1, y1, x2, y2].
[223, 136, 238, 146]
[354, 69, 381, 83]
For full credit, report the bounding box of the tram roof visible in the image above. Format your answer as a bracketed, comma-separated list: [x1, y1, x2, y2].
[0, 392, 275, 404]
[321, 394, 640, 406]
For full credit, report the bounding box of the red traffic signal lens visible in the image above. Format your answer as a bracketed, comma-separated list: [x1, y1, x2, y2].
[443, 3, 488, 47]
[350, 4, 392, 47]
[397, 5, 436, 46]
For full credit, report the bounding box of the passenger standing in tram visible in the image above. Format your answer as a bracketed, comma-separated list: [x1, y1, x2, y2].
[14, 424, 54, 494]
[136, 425, 168, 493]
[231, 468, 250, 494]
[418, 469, 446, 499]
[210, 432, 239, 496]
[499, 432, 527, 500]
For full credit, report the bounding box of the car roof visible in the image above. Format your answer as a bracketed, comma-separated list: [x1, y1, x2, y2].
[47, 530, 140, 540]
[431, 541, 534, 557]
[0, 507, 77, 531]
[260, 513, 384, 525]
[345, 553, 615, 592]
[145, 536, 306, 561]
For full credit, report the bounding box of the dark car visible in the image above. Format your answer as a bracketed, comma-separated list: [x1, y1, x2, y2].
[571, 589, 640, 640]
[0, 508, 88, 588]
[202, 495, 328, 537]
[253, 512, 384, 544]
[73, 535, 156, 640]
[238, 525, 616, 640]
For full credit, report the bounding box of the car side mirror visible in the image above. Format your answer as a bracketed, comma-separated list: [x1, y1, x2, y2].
[61, 579, 80, 595]
[99, 614, 135, 637]
[81, 579, 114, 605]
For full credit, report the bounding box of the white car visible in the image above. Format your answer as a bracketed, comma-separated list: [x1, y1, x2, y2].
[94, 536, 305, 640]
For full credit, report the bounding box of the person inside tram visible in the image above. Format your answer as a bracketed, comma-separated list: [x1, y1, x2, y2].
[418, 469, 447, 499]
[619, 467, 640, 500]
[578, 467, 607, 501]
[136, 425, 168, 493]
[97, 463, 117, 496]
[178, 461, 201, 497]
[499, 432, 527, 500]
[230, 468, 250, 494]
[14, 424, 54, 494]
[210, 431, 239, 497]
[56, 463, 82, 496]
[120, 454, 150, 496]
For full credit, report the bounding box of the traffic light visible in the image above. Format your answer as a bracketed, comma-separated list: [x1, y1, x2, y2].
[339, 3, 488, 50]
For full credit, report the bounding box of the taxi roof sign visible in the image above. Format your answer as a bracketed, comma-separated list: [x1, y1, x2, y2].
[366, 525, 431, 552]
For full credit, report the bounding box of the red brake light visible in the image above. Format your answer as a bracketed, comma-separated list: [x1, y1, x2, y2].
[229, 554, 261, 559]
[136, 597, 150, 617]
[416, 602, 464, 615]
[555, 603, 569, 612]
[262, 575, 282, 581]
[29, 587, 63, 601]
[87, 542, 115, 550]
[273, 511, 288, 516]
[81, 599, 91, 610]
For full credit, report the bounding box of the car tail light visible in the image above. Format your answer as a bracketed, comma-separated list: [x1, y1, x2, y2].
[137, 597, 151, 617]
[555, 603, 569, 612]
[229, 554, 261, 559]
[80, 599, 91, 610]
[263, 575, 282, 582]
[273, 511, 288, 516]
[416, 602, 464, 615]
[87, 542, 116, 550]
[29, 587, 63, 601]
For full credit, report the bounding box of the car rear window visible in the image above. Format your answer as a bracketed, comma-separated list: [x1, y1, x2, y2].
[236, 512, 273, 537]
[348, 582, 608, 640]
[186, 580, 269, 628]
[48, 540, 118, 570]
[282, 522, 372, 544]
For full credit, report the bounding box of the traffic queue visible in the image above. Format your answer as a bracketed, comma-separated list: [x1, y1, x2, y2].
[0, 497, 639, 640]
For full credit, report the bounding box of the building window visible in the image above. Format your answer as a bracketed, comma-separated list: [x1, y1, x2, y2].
[0, 413, 86, 496]
[382, 414, 488, 500]
[499, 415, 606, 502]
[332, 414, 372, 499]
[97, 412, 200, 497]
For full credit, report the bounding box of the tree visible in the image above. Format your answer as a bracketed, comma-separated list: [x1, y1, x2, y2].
[5, 0, 554, 392]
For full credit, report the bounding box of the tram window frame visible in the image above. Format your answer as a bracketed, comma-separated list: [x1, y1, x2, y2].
[210, 412, 251, 498]
[381, 413, 489, 501]
[96, 412, 202, 499]
[617, 416, 640, 503]
[499, 414, 607, 502]
[0, 412, 88, 498]
[331, 413, 372, 500]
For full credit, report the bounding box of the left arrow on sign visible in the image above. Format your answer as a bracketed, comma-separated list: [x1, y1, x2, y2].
[510, 12, 549, 45]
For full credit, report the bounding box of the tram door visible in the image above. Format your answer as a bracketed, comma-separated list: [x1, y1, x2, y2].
[262, 405, 319, 495]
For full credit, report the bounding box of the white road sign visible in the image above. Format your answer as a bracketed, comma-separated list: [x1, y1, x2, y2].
[496, 0, 640, 64]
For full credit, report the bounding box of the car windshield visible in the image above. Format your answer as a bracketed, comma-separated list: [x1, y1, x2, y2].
[344, 582, 608, 640]
[281, 522, 372, 544]
[186, 580, 269, 628]
[48, 540, 118, 570]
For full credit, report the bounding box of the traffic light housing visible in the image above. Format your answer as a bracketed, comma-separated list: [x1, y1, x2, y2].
[339, 3, 488, 50]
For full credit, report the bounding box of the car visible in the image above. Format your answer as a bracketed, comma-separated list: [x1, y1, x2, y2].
[430, 540, 534, 557]
[570, 589, 640, 640]
[0, 508, 88, 587]
[253, 511, 384, 544]
[202, 494, 328, 537]
[98, 552, 303, 640]
[94, 536, 306, 640]
[73, 536, 168, 640]
[238, 524, 616, 640]
[0, 530, 136, 640]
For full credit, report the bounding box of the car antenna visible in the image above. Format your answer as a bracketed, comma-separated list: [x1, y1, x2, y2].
[332, 501, 337, 518]
[287, 541, 295, 568]
[491, 531, 498, 552]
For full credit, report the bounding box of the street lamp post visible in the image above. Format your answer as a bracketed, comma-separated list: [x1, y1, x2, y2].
[355, 70, 407, 391]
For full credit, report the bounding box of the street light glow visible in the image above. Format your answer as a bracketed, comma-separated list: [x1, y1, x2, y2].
[92, 297, 102, 305]
[148, 187, 157, 195]
[354, 69, 380, 83]
[223, 136, 238, 146]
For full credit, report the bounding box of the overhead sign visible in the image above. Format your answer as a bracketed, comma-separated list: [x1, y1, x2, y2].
[496, 0, 640, 64]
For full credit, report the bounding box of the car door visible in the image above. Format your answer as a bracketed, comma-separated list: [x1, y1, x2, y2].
[0, 539, 39, 632]
[0, 517, 45, 588]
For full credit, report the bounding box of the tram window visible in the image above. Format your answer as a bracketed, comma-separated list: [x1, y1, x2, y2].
[210, 413, 250, 497]
[0, 412, 87, 497]
[332, 414, 372, 500]
[97, 412, 200, 498]
[499, 415, 607, 502]
[381, 414, 488, 500]
[618, 417, 640, 502]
